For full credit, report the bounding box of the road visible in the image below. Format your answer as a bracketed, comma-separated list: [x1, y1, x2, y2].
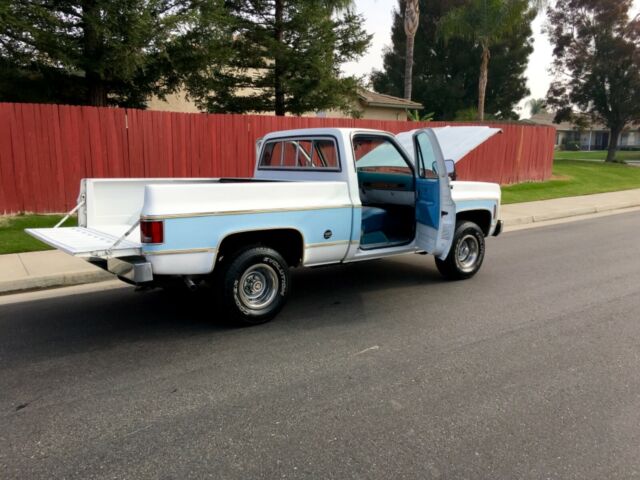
[1, 212, 640, 479]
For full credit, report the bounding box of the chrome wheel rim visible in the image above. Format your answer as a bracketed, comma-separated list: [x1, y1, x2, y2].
[456, 234, 480, 272]
[238, 263, 279, 310]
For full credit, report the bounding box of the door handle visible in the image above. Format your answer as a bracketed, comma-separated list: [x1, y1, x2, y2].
[441, 211, 449, 216]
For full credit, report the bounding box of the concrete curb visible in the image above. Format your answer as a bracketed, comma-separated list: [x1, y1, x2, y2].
[502, 201, 640, 227]
[0, 270, 113, 296]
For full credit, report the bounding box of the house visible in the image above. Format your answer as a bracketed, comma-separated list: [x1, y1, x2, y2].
[316, 90, 423, 121]
[146, 88, 423, 121]
[528, 112, 640, 150]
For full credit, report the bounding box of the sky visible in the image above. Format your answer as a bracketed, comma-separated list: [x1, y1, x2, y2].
[342, 0, 640, 118]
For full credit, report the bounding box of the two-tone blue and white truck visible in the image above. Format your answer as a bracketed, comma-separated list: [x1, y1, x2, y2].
[27, 126, 503, 325]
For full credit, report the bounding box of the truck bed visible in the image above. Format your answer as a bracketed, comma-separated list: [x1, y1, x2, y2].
[25, 177, 352, 263]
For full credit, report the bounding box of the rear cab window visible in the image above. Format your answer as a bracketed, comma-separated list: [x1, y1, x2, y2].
[259, 137, 340, 171]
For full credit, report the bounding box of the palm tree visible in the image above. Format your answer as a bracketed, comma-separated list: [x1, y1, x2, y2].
[527, 98, 546, 116]
[407, 109, 435, 121]
[404, 0, 420, 100]
[440, 0, 540, 120]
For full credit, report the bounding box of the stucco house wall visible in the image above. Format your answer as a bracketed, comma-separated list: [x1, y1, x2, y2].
[146, 88, 422, 122]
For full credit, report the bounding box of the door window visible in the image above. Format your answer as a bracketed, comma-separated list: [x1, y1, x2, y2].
[415, 133, 438, 179]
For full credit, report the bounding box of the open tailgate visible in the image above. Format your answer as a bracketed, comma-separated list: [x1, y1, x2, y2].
[26, 227, 141, 258]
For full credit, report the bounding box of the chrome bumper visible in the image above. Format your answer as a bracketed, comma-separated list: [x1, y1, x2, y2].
[107, 257, 153, 283]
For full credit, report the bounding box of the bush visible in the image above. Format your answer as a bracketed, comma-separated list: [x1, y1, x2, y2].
[561, 137, 581, 151]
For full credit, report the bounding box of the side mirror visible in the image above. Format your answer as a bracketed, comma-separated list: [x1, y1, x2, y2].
[430, 159, 457, 180]
[445, 159, 456, 181]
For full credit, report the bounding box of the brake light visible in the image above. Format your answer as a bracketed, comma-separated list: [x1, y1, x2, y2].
[140, 220, 164, 244]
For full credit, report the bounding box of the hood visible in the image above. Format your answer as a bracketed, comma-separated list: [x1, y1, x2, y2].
[396, 126, 502, 164]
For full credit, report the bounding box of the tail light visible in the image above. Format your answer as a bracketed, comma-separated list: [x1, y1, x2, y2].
[140, 220, 164, 244]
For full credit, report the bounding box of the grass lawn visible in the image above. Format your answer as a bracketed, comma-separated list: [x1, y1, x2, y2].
[0, 215, 76, 255]
[502, 159, 640, 204]
[554, 150, 640, 162]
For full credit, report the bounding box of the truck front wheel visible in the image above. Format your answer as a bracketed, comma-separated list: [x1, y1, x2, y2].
[435, 221, 485, 280]
[218, 246, 290, 326]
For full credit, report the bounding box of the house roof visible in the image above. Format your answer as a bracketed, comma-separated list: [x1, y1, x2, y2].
[358, 89, 423, 110]
[527, 112, 608, 131]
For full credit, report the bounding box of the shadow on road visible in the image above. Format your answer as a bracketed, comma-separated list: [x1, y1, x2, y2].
[0, 256, 443, 364]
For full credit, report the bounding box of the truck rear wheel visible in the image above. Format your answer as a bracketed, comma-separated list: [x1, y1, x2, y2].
[435, 221, 485, 280]
[218, 246, 289, 326]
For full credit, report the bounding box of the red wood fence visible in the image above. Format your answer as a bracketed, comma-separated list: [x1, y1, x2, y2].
[0, 102, 555, 214]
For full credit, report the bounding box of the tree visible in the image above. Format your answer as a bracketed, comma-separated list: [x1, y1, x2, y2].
[372, 0, 533, 120]
[0, 0, 230, 107]
[407, 109, 434, 121]
[546, 0, 640, 162]
[439, 0, 539, 120]
[183, 0, 371, 116]
[404, 0, 419, 100]
[527, 98, 546, 116]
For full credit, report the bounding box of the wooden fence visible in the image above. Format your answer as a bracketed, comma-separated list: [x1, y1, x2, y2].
[0, 102, 555, 214]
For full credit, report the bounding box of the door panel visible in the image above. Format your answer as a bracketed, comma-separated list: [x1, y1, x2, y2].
[415, 178, 439, 229]
[414, 130, 456, 258]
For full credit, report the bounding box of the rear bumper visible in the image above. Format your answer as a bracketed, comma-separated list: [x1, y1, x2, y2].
[107, 257, 153, 283]
[492, 220, 504, 237]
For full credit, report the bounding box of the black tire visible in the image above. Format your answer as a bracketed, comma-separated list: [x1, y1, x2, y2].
[435, 221, 485, 280]
[218, 246, 289, 326]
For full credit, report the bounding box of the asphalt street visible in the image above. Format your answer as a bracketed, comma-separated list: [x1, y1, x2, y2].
[1, 212, 640, 479]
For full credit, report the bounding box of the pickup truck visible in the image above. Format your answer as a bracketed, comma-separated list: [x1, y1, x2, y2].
[27, 126, 503, 325]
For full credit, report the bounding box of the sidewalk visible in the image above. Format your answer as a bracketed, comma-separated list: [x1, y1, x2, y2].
[0, 250, 111, 295]
[1, 188, 640, 295]
[500, 188, 640, 226]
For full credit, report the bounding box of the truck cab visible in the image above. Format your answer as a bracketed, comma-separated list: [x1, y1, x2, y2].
[254, 127, 501, 262]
